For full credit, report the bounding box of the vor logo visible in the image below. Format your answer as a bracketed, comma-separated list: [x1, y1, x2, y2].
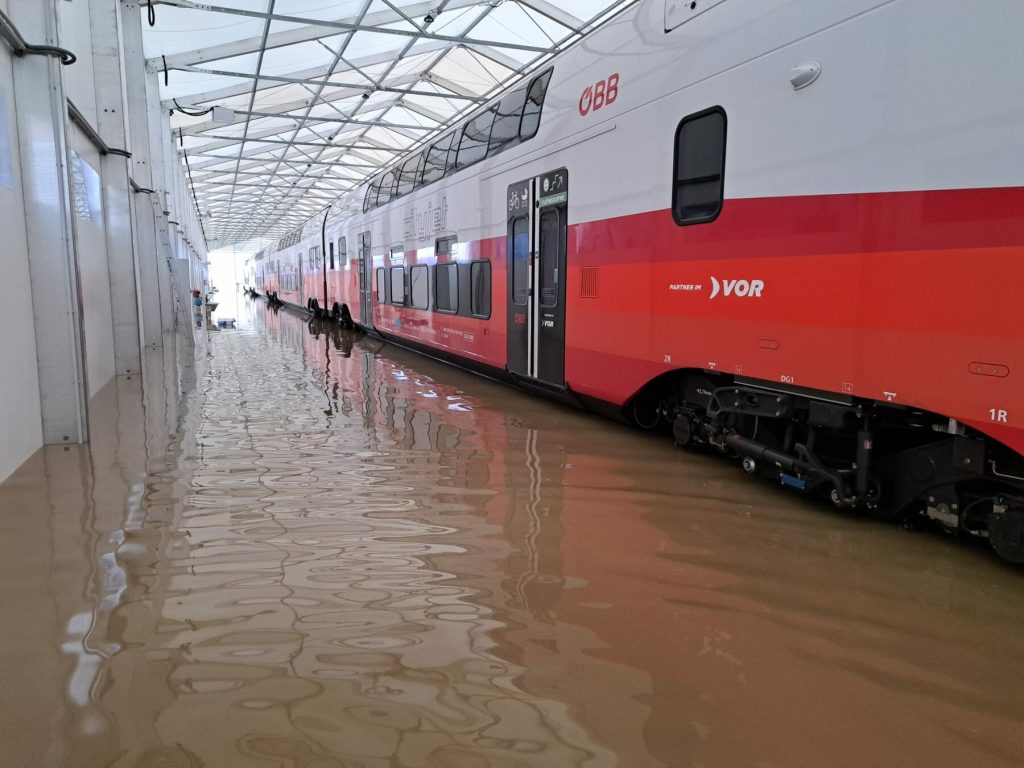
[709, 277, 765, 299]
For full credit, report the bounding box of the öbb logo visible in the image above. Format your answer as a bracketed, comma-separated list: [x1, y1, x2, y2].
[709, 277, 764, 299]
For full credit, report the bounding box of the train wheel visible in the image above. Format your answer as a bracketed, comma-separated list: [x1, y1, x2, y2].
[988, 502, 1024, 564]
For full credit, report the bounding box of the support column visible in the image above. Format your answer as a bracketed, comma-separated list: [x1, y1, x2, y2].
[119, 0, 164, 347]
[10, 0, 88, 444]
[89, 0, 141, 375]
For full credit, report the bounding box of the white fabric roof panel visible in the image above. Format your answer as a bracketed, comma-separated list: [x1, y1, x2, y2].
[142, 0, 638, 247]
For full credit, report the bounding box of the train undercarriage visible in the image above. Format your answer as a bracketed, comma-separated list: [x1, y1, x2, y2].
[631, 371, 1024, 564]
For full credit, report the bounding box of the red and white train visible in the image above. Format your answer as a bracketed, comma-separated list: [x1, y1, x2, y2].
[246, 0, 1024, 562]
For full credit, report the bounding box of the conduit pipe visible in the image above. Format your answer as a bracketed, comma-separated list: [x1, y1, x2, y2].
[0, 8, 76, 65]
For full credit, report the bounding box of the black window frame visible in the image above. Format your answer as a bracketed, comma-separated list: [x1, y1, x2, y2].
[488, 84, 528, 157]
[409, 264, 429, 310]
[389, 265, 406, 306]
[455, 106, 497, 170]
[469, 259, 491, 319]
[672, 106, 727, 226]
[395, 152, 424, 198]
[364, 177, 382, 213]
[510, 216, 530, 306]
[520, 69, 552, 141]
[375, 169, 398, 208]
[421, 132, 456, 186]
[434, 262, 459, 314]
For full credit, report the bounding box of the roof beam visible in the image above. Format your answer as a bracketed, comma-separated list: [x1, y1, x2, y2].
[151, 1, 553, 55]
[161, 44, 449, 105]
[516, 0, 583, 29]
[149, 0, 482, 69]
[167, 64, 483, 103]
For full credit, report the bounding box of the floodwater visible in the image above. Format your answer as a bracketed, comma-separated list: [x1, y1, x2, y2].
[1, 302, 1021, 768]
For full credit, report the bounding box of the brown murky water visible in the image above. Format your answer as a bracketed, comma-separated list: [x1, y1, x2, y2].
[2, 304, 1022, 768]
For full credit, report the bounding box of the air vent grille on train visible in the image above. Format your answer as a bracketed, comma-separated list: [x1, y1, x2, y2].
[580, 267, 599, 298]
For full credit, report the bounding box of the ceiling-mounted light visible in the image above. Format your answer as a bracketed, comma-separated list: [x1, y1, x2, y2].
[424, 8, 438, 24]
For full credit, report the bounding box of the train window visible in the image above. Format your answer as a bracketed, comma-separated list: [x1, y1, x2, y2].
[520, 70, 552, 141]
[673, 107, 726, 225]
[365, 177, 382, 213]
[456, 107, 497, 169]
[422, 132, 456, 185]
[338, 236, 347, 267]
[488, 85, 528, 157]
[410, 265, 429, 310]
[396, 152, 424, 197]
[539, 211, 560, 308]
[376, 169, 397, 207]
[436, 236, 457, 258]
[511, 217, 529, 305]
[329, 242, 335, 270]
[376, 267, 386, 302]
[470, 260, 491, 318]
[389, 266, 406, 306]
[435, 263, 459, 313]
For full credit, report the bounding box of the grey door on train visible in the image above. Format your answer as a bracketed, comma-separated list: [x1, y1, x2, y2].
[357, 230, 372, 325]
[506, 168, 568, 386]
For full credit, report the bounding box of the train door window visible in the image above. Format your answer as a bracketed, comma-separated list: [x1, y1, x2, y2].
[488, 86, 528, 157]
[376, 169, 397, 207]
[376, 267, 386, 302]
[338, 236, 347, 267]
[539, 211, 560, 307]
[410, 265, 429, 309]
[456, 107, 497, 169]
[396, 152, 424, 197]
[389, 266, 406, 306]
[435, 263, 458, 313]
[470, 260, 491, 318]
[673, 107, 726, 225]
[520, 70, 552, 141]
[511, 216, 529, 305]
[422, 132, 455, 185]
[329, 242, 335, 270]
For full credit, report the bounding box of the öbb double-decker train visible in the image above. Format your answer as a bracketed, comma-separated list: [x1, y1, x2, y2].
[246, 0, 1024, 562]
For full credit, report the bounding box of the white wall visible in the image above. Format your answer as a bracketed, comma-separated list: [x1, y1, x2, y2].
[0, 0, 209, 482]
[0, 34, 44, 480]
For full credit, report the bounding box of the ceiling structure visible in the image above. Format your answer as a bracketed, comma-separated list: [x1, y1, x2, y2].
[141, 0, 637, 249]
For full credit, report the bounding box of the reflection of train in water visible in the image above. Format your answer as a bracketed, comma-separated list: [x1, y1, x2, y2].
[245, 0, 1024, 562]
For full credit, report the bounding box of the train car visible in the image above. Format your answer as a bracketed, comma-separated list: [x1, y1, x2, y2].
[249, 0, 1024, 562]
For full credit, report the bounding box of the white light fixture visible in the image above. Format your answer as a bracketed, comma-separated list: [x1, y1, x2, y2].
[211, 106, 235, 123]
[789, 61, 822, 90]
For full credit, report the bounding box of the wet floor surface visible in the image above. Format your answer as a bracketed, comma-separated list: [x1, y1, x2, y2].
[1, 303, 1022, 768]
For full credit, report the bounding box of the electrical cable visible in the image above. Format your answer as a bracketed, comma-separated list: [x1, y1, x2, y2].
[172, 99, 213, 117]
[181, 141, 209, 246]
[147, 0, 156, 27]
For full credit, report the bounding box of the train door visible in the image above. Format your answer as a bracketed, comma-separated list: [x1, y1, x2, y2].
[507, 168, 568, 387]
[357, 230, 373, 326]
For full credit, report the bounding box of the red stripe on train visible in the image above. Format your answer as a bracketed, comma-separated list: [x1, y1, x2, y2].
[573, 187, 1024, 264]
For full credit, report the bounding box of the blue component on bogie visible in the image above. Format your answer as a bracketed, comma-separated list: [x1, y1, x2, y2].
[780, 473, 806, 491]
